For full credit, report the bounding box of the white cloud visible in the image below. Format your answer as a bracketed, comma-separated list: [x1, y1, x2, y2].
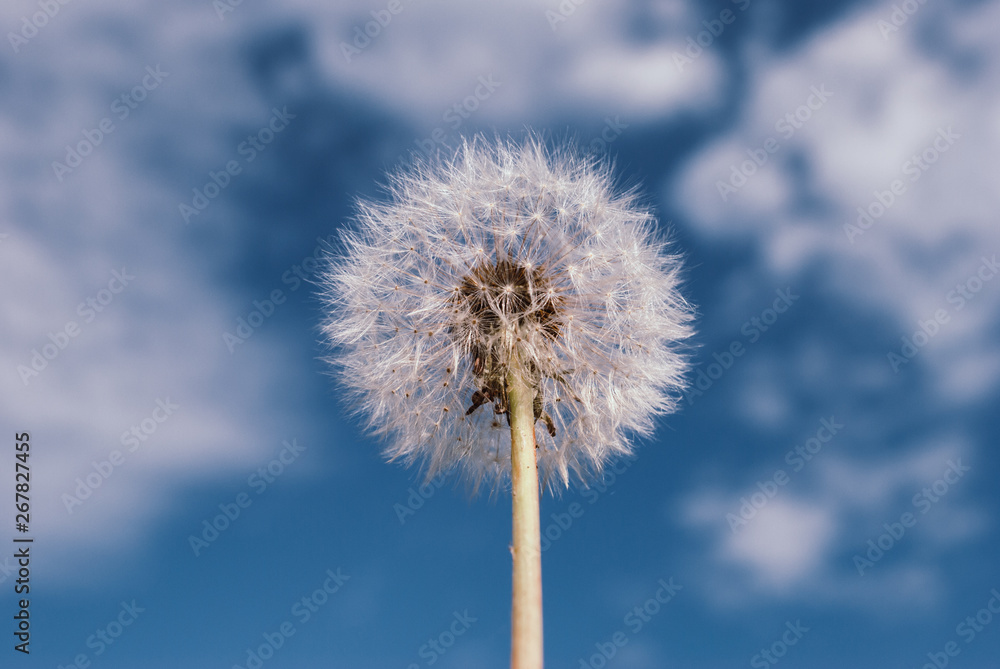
[565, 43, 724, 117]
[678, 436, 981, 611]
[672, 0, 1000, 407]
[0, 1, 320, 583]
[0, 183, 304, 580]
[721, 499, 836, 588]
[290, 0, 724, 125]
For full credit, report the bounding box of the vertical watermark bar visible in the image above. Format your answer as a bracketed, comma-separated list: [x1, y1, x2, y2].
[12, 431, 32, 654]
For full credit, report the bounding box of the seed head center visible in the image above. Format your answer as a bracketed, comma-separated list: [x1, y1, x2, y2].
[456, 257, 562, 340]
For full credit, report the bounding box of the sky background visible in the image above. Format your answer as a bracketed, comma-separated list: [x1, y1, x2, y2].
[2, 0, 999, 667]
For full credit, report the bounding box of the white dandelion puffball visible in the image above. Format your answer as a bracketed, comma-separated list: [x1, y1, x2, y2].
[320, 136, 693, 490]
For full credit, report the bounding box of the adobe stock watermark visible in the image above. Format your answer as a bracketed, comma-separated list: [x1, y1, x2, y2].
[587, 116, 628, 158]
[212, 0, 244, 21]
[56, 600, 145, 669]
[411, 74, 502, 160]
[7, 0, 74, 54]
[726, 417, 843, 532]
[0, 556, 17, 586]
[393, 472, 447, 524]
[17, 267, 135, 386]
[231, 567, 350, 669]
[540, 456, 635, 553]
[876, 0, 930, 40]
[844, 126, 960, 244]
[188, 438, 306, 557]
[405, 610, 477, 668]
[223, 235, 335, 353]
[672, 0, 752, 72]
[61, 398, 180, 514]
[577, 577, 682, 668]
[917, 588, 1000, 669]
[887, 255, 999, 372]
[179, 106, 295, 223]
[750, 620, 810, 668]
[51, 65, 169, 181]
[716, 85, 833, 201]
[545, 0, 588, 31]
[852, 458, 970, 575]
[683, 287, 799, 405]
[340, 0, 414, 63]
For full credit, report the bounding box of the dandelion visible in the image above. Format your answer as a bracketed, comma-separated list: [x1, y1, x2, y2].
[319, 135, 693, 668]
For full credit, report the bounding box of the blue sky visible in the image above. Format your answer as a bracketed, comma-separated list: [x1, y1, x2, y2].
[2, 0, 999, 667]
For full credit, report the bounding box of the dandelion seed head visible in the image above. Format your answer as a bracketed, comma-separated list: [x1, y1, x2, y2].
[320, 135, 694, 492]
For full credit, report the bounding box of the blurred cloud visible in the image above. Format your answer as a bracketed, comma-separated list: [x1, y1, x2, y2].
[722, 499, 837, 587]
[679, 434, 983, 611]
[672, 0, 1000, 410]
[0, 0, 318, 583]
[296, 0, 725, 124]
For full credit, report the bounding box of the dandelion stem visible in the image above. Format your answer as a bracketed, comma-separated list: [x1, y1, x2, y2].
[508, 356, 543, 669]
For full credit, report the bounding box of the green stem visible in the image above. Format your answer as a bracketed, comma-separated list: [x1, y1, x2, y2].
[508, 359, 543, 669]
